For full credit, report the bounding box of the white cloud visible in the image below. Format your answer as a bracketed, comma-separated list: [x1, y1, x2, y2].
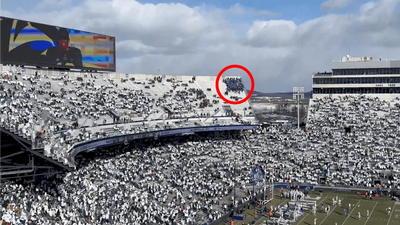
[227, 3, 281, 17]
[243, 20, 297, 47]
[1, 0, 400, 93]
[321, 0, 353, 10]
[359, 1, 377, 14]
[116, 40, 161, 58]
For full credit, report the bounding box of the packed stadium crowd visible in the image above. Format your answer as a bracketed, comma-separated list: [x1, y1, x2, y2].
[0, 131, 267, 225]
[307, 95, 400, 188]
[2, 69, 400, 224]
[2, 92, 400, 224]
[0, 72, 223, 137]
[0, 71, 252, 167]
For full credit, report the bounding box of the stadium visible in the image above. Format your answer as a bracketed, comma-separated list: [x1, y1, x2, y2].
[1, 16, 400, 225]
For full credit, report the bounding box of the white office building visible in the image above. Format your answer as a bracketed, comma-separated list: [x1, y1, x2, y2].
[312, 55, 400, 100]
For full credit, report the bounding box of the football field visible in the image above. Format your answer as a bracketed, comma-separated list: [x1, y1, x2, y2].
[218, 190, 400, 225]
[293, 192, 399, 225]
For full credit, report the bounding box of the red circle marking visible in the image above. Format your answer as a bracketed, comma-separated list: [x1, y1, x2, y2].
[216, 65, 255, 105]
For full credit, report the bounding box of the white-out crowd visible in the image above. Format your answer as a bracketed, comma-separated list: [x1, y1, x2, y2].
[0, 71, 252, 167]
[1, 131, 269, 225]
[2, 71, 400, 224]
[307, 95, 400, 188]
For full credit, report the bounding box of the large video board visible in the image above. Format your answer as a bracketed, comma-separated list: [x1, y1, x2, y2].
[0, 17, 115, 71]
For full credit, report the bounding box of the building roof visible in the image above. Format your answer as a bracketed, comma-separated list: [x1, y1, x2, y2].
[332, 56, 400, 69]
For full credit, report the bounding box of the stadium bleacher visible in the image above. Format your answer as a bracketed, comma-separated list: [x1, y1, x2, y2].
[2, 66, 400, 224]
[0, 67, 256, 169]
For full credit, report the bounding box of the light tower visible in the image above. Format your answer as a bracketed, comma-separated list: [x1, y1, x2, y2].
[293, 87, 304, 129]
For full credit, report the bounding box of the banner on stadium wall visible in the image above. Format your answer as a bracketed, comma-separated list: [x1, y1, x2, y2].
[275, 184, 290, 189]
[72, 138, 115, 155]
[274, 184, 314, 190]
[159, 128, 192, 136]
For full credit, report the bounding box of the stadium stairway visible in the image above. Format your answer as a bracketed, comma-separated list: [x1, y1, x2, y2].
[1, 125, 32, 147]
[0, 126, 74, 172]
[306, 99, 317, 124]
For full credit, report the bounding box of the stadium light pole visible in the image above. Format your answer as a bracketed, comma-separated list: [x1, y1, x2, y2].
[264, 166, 266, 201]
[231, 149, 236, 216]
[271, 177, 273, 201]
[293, 87, 304, 130]
[234, 161, 235, 214]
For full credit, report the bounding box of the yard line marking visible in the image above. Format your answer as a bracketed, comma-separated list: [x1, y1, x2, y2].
[320, 203, 338, 225]
[341, 200, 361, 225]
[387, 203, 396, 225]
[296, 195, 328, 225]
[364, 202, 377, 225]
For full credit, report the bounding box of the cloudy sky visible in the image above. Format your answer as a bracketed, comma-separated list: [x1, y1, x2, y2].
[1, 0, 400, 93]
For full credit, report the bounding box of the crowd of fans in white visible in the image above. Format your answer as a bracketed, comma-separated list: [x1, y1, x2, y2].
[1, 131, 269, 225]
[2, 70, 400, 224]
[0, 71, 251, 167]
[307, 95, 400, 188]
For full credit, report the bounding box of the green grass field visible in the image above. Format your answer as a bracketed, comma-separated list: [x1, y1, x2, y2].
[218, 190, 400, 225]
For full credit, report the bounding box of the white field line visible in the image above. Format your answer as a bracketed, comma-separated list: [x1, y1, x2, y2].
[341, 200, 361, 225]
[296, 195, 329, 225]
[387, 203, 396, 225]
[320, 201, 339, 225]
[363, 201, 377, 225]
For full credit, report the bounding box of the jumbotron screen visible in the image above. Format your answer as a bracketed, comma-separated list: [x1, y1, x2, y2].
[0, 17, 115, 71]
